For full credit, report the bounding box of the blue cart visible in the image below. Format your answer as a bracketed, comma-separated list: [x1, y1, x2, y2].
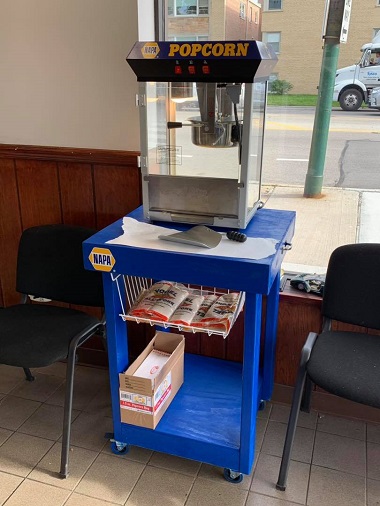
[82, 206, 295, 482]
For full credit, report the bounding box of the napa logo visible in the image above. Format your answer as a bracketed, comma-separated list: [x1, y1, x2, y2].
[141, 42, 160, 59]
[89, 247, 115, 272]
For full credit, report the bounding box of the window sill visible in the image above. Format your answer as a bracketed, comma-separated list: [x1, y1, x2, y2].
[168, 14, 209, 18]
[280, 276, 323, 306]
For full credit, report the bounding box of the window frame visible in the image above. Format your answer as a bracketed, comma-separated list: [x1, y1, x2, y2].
[168, 35, 208, 41]
[262, 31, 281, 54]
[264, 0, 283, 11]
[168, 0, 209, 17]
[240, 2, 246, 20]
[267, 73, 279, 93]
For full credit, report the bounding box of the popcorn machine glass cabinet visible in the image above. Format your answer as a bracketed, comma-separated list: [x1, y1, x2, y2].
[140, 79, 267, 229]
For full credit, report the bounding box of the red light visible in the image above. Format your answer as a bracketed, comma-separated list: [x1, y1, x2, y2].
[188, 65, 196, 74]
[202, 65, 210, 74]
[174, 65, 182, 75]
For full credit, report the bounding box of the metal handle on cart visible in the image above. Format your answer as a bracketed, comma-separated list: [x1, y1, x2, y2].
[281, 242, 292, 253]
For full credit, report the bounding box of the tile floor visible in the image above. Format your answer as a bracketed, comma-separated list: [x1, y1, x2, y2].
[0, 362, 379, 506]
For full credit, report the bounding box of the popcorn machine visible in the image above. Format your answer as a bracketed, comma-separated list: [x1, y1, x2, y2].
[126, 41, 277, 229]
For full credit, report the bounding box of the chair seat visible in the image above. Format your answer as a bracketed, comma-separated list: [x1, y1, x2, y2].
[0, 304, 100, 368]
[307, 330, 380, 408]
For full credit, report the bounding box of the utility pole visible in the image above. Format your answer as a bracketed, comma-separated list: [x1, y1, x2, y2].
[303, 0, 352, 197]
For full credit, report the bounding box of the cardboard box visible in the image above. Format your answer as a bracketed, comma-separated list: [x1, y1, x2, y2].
[119, 331, 184, 429]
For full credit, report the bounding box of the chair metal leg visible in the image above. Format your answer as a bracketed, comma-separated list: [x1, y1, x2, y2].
[59, 345, 77, 479]
[301, 375, 313, 413]
[276, 332, 318, 491]
[59, 322, 104, 478]
[23, 367, 35, 382]
[276, 364, 307, 490]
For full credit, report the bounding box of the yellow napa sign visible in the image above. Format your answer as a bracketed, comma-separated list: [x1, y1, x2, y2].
[89, 247, 115, 272]
[141, 42, 160, 59]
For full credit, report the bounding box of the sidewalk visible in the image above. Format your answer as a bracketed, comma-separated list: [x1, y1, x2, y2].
[262, 184, 380, 274]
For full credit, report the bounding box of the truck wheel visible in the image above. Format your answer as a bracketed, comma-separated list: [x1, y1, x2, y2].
[339, 89, 363, 111]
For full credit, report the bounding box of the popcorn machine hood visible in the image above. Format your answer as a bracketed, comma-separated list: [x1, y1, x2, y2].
[126, 41, 277, 229]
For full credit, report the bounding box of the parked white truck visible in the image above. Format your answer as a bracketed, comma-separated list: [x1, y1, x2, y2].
[334, 33, 380, 111]
[369, 85, 380, 108]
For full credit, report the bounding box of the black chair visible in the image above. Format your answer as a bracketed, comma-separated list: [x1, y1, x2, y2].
[0, 224, 105, 478]
[276, 243, 380, 491]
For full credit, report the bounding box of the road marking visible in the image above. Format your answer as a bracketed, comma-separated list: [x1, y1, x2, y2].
[277, 158, 309, 162]
[267, 121, 308, 131]
[267, 121, 380, 134]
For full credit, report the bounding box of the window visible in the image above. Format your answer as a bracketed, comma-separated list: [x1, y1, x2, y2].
[267, 73, 278, 92]
[168, 35, 208, 41]
[159, 1, 377, 275]
[168, 0, 209, 16]
[250, 6, 253, 23]
[177, 0, 196, 15]
[262, 32, 281, 53]
[266, 0, 282, 10]
[240, 2, 246, 19]
[198, 0, 208, 14]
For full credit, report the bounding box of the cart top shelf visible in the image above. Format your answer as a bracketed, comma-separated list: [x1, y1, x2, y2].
[83, 207, 295, 294]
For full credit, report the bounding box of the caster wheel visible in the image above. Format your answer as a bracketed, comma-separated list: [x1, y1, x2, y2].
[223, 468, 243, 483]
[110, 441, 129, 455]
[258, 400, 266, 411]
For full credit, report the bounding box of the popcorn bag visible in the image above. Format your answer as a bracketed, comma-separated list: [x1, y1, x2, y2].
[127, 280, 241, 335]
[196, 292, 240, 332]
[169, 294, 204, 326]
[191, 294, 219, 325]
[129, 281, 189, 322]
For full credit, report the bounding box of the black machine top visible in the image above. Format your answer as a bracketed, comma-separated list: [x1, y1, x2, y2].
[126, 40, 277, 83]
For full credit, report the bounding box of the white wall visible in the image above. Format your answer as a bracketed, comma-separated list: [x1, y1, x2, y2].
[0, 0, 152, 150]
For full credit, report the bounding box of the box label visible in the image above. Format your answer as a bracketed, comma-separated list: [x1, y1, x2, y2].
[153, 372, 172, 414]
[120, 392, 153, 413]
[120, 372, 172, 416]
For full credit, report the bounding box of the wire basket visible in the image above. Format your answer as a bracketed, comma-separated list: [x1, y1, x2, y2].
[111, 274, 245, 339]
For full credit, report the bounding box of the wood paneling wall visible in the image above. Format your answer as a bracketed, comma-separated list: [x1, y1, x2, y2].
[275, 288, 322, 386]
[1, 145, 369, 393]
[0, 143, 141, 366]
[0, 144, 324, 379]
[0, 144, 141, 307]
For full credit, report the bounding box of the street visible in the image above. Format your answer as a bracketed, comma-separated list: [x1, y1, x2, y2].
[263, 106, 380, 189]
[174, 106, 380, 190]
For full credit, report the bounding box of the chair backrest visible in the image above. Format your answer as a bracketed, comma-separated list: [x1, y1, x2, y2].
[322, 243, 380, 330]
[16, 224, 103, 307]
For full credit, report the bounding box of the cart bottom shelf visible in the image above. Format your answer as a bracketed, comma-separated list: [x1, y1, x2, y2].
[117, 353, 261, 473]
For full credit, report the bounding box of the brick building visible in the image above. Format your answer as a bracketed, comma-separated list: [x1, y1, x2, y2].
[166, 0, 262, 41]
[261, 0, 380, 94]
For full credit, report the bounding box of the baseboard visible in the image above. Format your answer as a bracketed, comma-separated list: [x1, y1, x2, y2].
[272, 383, 380, 423]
